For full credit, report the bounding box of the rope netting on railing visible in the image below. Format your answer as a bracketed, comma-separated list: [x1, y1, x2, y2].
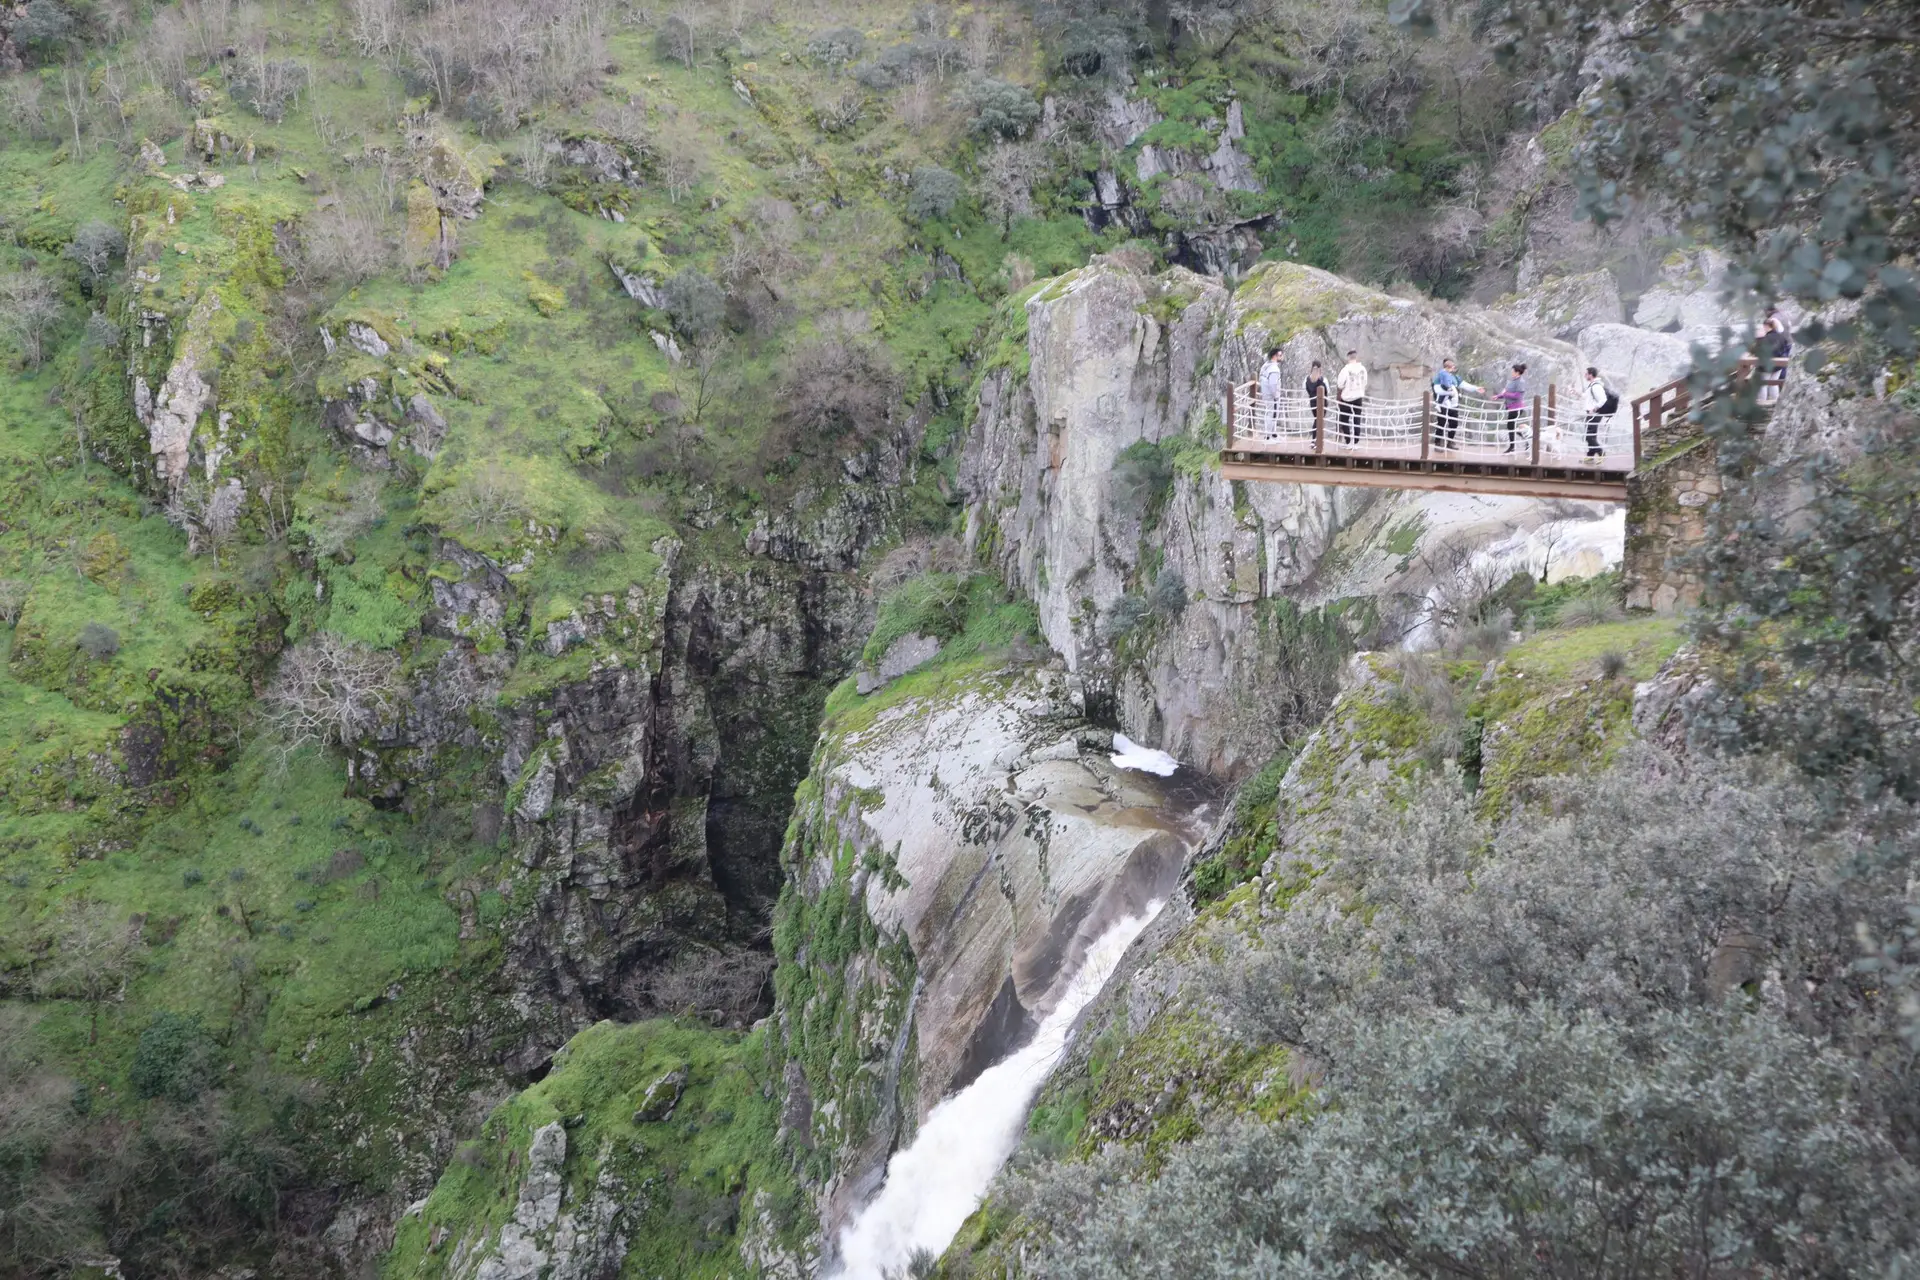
[1228, 384, 1634, 467]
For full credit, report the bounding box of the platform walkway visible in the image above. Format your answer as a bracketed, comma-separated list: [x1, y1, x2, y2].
[1218, 359, 1781, 502]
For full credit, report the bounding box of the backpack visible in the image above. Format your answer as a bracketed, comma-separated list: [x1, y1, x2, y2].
[1599, 385, 1620, 415]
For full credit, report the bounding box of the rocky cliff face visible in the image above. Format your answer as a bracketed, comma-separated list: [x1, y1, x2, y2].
[960, 257, 1622, 776]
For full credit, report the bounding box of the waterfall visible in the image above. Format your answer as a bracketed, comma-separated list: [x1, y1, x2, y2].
[831, 900, 1167, 1279]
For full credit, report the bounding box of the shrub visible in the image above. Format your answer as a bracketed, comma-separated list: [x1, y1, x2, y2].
[13, 0, 76, 59]
[1099, 594, 1150, 641]
[772, 337, 899, 451]
[1053, 14, 1130, 80]
[1150, 567, 1187, 618]
[129, 1012, 220, 1103]
[661, 266, 726, 341]
[806, 26, 865, 70]
[906, 165, 962, 221]
[1013, 1004, 1913, 1279]
[228, 55, 308, 121]
[182, 868, 204, 887]
[1109, 440, 1173, 524]
[76, 622, 120, 660]
[0, 579, 26, 625]
[961, 76, 1040, 138]
[1562, 590, 1623, 627]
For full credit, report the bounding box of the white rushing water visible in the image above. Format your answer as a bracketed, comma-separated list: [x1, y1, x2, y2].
[832, 900, 1167, 1279]
[1110, 733, 1180, 776]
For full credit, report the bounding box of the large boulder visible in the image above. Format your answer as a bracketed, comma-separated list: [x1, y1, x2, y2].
[1495, 269, 1623, 341]
[1577, 322, 1693, 403]
[1631, 247, 1742, 342]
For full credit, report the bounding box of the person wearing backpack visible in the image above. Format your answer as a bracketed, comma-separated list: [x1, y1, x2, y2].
[1335, 350, 1367, 446]
[1583, 366, 1618, 462]
[1430, 358, 1483, 452]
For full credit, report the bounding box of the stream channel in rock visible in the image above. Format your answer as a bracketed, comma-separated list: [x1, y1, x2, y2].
[829, 742, 1215, 1278]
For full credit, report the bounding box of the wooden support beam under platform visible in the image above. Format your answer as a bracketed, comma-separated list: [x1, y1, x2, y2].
[1219, 449, 1631, 503]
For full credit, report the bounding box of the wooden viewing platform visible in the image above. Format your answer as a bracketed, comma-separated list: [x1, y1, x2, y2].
[1219, 360, 1781, 502]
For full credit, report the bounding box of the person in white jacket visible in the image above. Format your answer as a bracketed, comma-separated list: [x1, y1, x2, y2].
[1335, 351, 1367, 446]
[1257, 347, 1284, 437]
[1583, 366, 1618, 462]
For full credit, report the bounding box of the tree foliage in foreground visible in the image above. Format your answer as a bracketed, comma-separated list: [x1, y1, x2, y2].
[1005, 755, 1920, 1275]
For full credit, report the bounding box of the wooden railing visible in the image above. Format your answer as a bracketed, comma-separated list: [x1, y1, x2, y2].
[1225, 381, 1629, 470]
[1630, 356, 1788, 458]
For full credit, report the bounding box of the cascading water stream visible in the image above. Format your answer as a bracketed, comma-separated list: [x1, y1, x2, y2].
[831, 900, 1167, 1279]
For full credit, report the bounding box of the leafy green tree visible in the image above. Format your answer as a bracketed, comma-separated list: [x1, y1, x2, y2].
[962, 76, 1042, 138]
[661, 266, 726, 341]
[1471, 0, 1920, 360]
[907, 166, 963, 221]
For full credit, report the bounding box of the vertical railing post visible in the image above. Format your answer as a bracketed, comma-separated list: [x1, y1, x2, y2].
[1530, 395, 1542, 466]
[1313, 389, 1325, 454]
[1632, 394, 1644, 468]
[1226, 382, 1237, 444]
[1420, 390, 1431, 461]
[1546, 384, 1556, 464]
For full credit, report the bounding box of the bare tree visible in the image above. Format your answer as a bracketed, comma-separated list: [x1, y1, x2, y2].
[346, 0, 402, 59]
[675, 333, 732, 425]
[0, 269, 61, 369]
[306, 474, 385, 558]
[445, 463, 529, 537]
[658, 122, 704, 204]
[261, 631, 403, 756]
[978, 141, 1042, 236]
[165, 476, 245, 563]
[63, 220, 126, 294]
[33, 900, 148, 1045]
[301, 184, 396, 285]
[896, 73, 936, 129]
[57, 62, 89, 158]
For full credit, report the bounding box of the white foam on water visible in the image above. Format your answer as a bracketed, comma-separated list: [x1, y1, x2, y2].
[1110, 733, 1179, 776]
[831, 900, 1167, 1279]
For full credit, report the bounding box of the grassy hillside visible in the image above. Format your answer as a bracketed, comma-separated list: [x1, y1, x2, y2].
[0, 0, 1536, 1272]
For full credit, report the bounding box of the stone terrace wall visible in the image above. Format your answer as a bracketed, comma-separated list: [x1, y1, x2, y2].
[1624, 437, 1718, 612]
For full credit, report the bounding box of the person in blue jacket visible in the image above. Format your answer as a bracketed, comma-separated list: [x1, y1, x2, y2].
[1431, 358, 1483, 452]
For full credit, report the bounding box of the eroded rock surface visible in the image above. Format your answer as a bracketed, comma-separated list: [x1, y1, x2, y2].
[777, 661, 1214, 1246]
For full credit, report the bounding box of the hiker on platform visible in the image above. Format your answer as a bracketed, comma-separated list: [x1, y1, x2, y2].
[1758, 307, 1792, 406]
[1258, 347, 1285, 436]
[1583, 366, 1618, 461]
[1495, 362, 1527, 453]
[1431, 358, 1483, 452]
[1304, 360, 1328, 417]
[1335, 350, 1367, 446]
